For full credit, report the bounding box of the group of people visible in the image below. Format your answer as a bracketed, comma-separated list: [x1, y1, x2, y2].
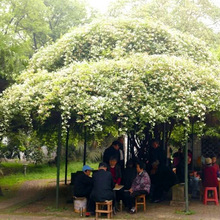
[73, 138, 220, 216]
[74, 160, 150, 216]
[173, 148, 220, 199]
[73, 139, 176, 216]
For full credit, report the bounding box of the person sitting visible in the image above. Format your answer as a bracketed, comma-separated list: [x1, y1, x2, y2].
[123, 161, 151, 214]
[87, 162, 115, 216]
[121, 159, 137, 209]
[212, 156, 220, 177]
[176, 155, 200, 199]
[109, 157, 122, 185]
[150, 160, 177, 203]
[202, 157, 218, 188]
[121, 159, 137, 190]
[74, 165, 93, 208]
[108, 157, 122, 212]
[173, 148, 183, 168]
[103, 141, 121, 165]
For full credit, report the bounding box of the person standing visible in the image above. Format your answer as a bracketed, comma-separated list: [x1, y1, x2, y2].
[103, 141, 121, 165]
[149, 139, 166, 166]
[117, 136, 125, 169]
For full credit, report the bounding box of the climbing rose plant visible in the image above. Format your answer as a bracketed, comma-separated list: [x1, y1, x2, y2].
[0, 18, 220, 138]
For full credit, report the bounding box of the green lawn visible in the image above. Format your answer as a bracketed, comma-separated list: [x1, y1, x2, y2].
[0, 161, 98, 187]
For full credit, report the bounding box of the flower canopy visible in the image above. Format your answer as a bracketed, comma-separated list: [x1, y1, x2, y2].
[0, 18, 220, 137]
[29, 18, 216, 71]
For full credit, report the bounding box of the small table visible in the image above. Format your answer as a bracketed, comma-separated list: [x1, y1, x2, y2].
[113, 185, 124, 190]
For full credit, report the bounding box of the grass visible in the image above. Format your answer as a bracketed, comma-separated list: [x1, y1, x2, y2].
[45, 206, 68, 212]
[0, 161, 98, 192]
[175, 210, 195, 215]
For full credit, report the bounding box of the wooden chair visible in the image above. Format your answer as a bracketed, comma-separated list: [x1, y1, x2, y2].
[95, 200, 113, 219]
[135, 194, 146, 212]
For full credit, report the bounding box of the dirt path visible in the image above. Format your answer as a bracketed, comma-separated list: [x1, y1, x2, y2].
[0, 180, 220, 220]
[0, 179, 53, 210]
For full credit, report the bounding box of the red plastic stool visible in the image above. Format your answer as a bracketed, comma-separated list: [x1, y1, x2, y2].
[203, 187, 219, 205]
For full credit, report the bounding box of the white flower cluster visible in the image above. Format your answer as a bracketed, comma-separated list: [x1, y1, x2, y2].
[0, 18, 220, 139]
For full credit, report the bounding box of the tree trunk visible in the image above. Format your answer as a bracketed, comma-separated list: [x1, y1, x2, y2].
[33, 33, 37, 50]
[0, 187, 3, 196]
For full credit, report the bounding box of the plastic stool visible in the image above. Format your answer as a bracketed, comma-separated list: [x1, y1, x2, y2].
[135, 194, 146, 212]
[95, 200, 113, 219]
[203, 187, 219, 205]
[73, 196, 87, 213]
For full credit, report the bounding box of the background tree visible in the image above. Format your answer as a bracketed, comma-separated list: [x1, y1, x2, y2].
[0, 0, 93, 82]
[107, 0, 220, 46]
[44, 0, 90, 41]
[0, 32, 27, 87]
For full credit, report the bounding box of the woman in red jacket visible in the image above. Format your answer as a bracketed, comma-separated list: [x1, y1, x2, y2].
[202, 158, 218, 187]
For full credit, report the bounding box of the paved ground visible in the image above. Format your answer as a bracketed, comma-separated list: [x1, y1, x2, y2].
[0, 180, 220, 220]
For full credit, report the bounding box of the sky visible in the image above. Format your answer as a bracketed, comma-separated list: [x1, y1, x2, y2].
[88, 0, 111, 13]
[88, 0, 220, 13]
[212, 0, 220, 7]
[89, 0, 220, 12]
[89, 0, 220, 32]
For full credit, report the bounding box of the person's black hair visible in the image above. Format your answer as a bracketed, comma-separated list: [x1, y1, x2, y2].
[151, 139, 159, 144]
[99, 162, 107, 168]
[112, 140, 120, 146]
[126, 159, 134, 168]
[136, 161, 145, 169]
[109, 156, 118, 161]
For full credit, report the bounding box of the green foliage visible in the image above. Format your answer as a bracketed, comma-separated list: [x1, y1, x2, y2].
[203, 112, 220, 138]
[0, 33, 28, 80]
[0, 0, 90, 50]
[29, 18, 217, 72]
[44, 0, 90, 41]
[0, 130, 49, 163]
[107, 0, 220, 46]
[0, 0, 50, 50]
[214, 45, 220, 62]
[0, 0, 92, 81]
[1, 52, 220, 137]
[0, 17, 220, 149]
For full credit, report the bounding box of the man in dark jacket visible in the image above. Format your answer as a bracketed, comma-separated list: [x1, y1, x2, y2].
[120, 159, 137, 209]
[121, 160, 137, 190]
[149, 139, 166, 166]
[87, 162, 115, 216]
[103, 141, 121, 165]
[74, 165, 93, 199]
[150, 160, 177, 202]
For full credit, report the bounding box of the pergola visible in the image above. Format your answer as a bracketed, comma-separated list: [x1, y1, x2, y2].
[1, 18, 220, 211]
